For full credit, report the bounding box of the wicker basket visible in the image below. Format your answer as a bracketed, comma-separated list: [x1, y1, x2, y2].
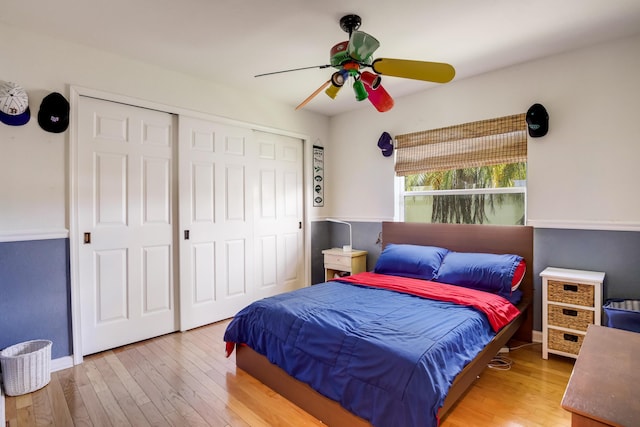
[548, 305, 594, 331]
[548, 280, 594, 306]
[548, 329, 584, 355]
[0, 340, 52, 396]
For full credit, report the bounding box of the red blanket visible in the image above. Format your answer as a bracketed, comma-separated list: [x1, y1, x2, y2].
[335, 272, 520, 332]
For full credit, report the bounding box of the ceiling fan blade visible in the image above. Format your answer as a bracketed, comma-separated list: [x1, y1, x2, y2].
[371, 58, 455, 83]
[347, 31, 380, 63]
[255, 64, 331, 77]
[295, 80, 331, 110]
[364, 83, 394, 113]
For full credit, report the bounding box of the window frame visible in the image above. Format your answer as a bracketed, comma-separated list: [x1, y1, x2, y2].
[395, 174, 527, 224]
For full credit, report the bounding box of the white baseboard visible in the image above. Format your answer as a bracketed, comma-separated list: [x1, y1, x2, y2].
[51, 356, 74, 372]
[532, 330, 542, 343]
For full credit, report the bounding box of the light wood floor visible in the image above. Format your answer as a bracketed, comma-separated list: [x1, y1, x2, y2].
[4, 320, 574, 426]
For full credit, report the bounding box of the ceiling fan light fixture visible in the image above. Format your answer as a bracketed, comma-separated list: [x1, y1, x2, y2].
[331, 70, 349, 87]
[325, 83, 342, 99]
[365, 83, 394, 112]
[360, 71, 381, 89]
[352, 79, 368, 101]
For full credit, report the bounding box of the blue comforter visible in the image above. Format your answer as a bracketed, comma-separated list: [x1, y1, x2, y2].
[224, 280, 496, 427]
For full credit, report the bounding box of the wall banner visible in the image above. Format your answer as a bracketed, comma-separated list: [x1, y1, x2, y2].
[313, 145, 324, 207]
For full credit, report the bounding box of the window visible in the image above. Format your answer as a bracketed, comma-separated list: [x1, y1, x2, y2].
[395, 114, 527, 226]
[400, 163, 526, 225]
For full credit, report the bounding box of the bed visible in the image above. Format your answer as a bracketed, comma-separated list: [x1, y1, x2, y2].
[224, 222, 533, 426]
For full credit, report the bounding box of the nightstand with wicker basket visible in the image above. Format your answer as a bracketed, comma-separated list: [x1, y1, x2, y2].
[540, 267, 605, 359]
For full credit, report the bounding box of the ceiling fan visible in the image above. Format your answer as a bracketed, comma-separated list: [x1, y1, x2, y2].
[255, 14, 456, 112]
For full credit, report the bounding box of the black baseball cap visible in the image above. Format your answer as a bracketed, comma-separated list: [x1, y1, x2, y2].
[38, 92, 70, 133]
[526, 103, 548, 138]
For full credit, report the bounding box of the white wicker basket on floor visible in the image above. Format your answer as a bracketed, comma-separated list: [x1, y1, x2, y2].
[0, 340, 52, 396]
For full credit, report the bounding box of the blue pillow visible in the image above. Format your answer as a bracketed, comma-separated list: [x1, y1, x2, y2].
[434, 252, 523, 299]
[374, 243, 449, 280]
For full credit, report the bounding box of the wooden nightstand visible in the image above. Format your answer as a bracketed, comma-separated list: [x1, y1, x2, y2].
[322, 248, 367, 281]
[540, 267, 605, 359]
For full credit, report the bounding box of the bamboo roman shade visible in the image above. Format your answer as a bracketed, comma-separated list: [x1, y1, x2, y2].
[395, 113, 527, 176]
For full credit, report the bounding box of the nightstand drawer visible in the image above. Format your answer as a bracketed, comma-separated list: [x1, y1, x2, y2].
[548, 280, 594, 307]
[548, 305, 594, 331]
[324, 254, 352, 269]
[548, 328, 584, 355]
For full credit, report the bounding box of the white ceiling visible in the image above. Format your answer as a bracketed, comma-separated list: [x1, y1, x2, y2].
[4, 0, 640, 117]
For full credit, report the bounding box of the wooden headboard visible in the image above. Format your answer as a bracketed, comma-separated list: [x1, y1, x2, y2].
[382, 222, 533, 342]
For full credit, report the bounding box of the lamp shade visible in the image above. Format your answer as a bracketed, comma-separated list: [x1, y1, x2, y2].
[352, 79, 368, 102]
[325, 83, 342, 99]
[365, 83, 394, 112]
[331, 70, 349, 87]
[360, 71, 381, 89]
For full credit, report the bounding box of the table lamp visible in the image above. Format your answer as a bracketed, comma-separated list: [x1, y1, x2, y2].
[327, 218, 352, 252]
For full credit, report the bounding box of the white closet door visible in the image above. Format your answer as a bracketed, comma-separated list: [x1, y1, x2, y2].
[253, 131, 304, 300]
[178, 119, 305, 330]
[77, 96, 177, 355]
[178, 117, 256, 330]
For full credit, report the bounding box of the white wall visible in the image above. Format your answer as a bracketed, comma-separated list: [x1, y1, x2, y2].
[326, 33, 640, 230]
[3, 23, 639, 232]
[0, 23, 331, 234]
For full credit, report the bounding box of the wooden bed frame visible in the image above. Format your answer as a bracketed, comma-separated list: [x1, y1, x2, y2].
[236, 222, 534, 426]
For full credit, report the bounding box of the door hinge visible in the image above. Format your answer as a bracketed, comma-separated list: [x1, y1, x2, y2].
[299, 221, 302, 229]
[184, 230, 190, 240]
[83, 232, 91, 244]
